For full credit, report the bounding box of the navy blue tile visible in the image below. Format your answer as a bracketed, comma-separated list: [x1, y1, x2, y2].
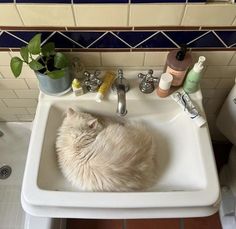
[46, 32, 82, 48]
[90, 32, 129, 48]
[164, 31, 206, 47]
[188, 32, 225, 48]
[114, 31, 155, 47]
[215, 31, 236, 47]
[10, 32, 51, 44]
[62, 32, 104, 48]
[16, 0, 71, 3]
[0, 0, 14, 2]
[188, 0, 206, 2]
[0, 32, 26, 48]
[74, 0, 128, 3]
[131, 0, 186, 2]
[136, 32, 177, 48]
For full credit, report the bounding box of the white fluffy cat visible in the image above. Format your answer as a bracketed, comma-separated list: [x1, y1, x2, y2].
[55, 108, 157, 192]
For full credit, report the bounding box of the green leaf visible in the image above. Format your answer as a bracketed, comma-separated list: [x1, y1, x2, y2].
[54, 52, 69, 69]
[10, 57, 23, 78]
[20, 46, 29, 63]
[47, 69, 65, 79]
[28, 33, 41, 55]
[29, 60, 44, 71]
[41, 42, 55, 57]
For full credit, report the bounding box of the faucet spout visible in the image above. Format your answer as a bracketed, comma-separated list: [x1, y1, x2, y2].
[112, 69, 129, 116]
[117, 85, 127, 116]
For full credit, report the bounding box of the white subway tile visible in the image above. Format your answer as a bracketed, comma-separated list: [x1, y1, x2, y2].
[204, 66, 236, 79]
[16, 114, 35, 121]
[200, 78, 220, 89]
[25, 79, 39, 89]
[204, 97, 225, 115]
[216, 78, 235, 89]
[191, 51, 234, 66]
[0, 107, 28, 115]
[3, 99, 38, 108]
[66, 52, 101, 67]
[0, 4, 23, 26]
[101, 52, 144, 67]
[0, 79, 29, 89]
[130, 4, 185, 26]
[229, 52, 236, 66]
[0, 52, 12, 66]
[202, 88, 231, 99]
[0, 114, 18, 122]
[14, 89, 39, 99]
[27, 107, 37, 114]
[0, 99, 7, 109]
[17, 4, 75, 26]
[74, 4, 128, 27]
[0, 65, 36, 79]
[144, 52, 168, 66]
[0, 90, 17, 98]
[182, 4, 236, 26]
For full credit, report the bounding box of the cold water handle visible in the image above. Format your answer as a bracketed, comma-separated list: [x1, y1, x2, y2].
[112, 69, 130, 116]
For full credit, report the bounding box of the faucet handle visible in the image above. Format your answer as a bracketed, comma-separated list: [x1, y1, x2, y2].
[138, 69, 159, 83]
[83, 70, 102, 92]
[138, 69, 159, 94]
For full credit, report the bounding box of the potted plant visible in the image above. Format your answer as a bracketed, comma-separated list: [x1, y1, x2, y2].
[10, 33, 72, 95]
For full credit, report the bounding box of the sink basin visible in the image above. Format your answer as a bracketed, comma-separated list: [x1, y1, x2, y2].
[21, 70, 220, 219]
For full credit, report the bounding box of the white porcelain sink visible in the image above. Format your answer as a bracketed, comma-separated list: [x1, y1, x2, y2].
[21, 70, 220, 219]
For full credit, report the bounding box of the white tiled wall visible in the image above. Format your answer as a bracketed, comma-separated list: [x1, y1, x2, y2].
[0, 3, 236, 27]
[1, 50, 236, 142]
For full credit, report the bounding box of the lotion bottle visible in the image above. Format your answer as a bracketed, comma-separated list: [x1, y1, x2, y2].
[183, 56, 206, 94]
[95, 71, 115, 102]
[165, 46, 192, 86]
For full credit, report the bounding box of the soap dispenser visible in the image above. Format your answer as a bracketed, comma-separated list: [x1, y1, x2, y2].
[183, 56, 206, 94]
[165, 45, 192, 86]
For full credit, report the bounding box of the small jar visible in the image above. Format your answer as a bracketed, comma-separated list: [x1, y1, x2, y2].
[156, 73, 173, 98]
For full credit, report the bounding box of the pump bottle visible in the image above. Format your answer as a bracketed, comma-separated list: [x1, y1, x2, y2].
[183, 56, 206, 94]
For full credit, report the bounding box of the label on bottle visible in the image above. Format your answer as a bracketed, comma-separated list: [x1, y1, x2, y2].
[166, 66, 187, 86]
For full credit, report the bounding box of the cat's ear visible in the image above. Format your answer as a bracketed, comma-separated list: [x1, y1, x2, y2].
[88, 119, 98, 129]
[66, 108, 76, 117]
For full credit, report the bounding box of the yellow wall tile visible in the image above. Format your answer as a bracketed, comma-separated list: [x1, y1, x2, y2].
[66, 52, 101, 67]
[101, 52, 144, 67]
[0, 65, 35, 79]
[3, 98, 37, 107]
[0, 52, 12, 66]
[0, 90, 17, 98]
[229, 52, 236, 65]
[17, 4, 75, 26]
[14, 89, 39, 99]
[0, 79, 29, 89]
[74, 4, 128, 27]
[144, 52, 168, 66]
[129, 4, 185, 26]
[204, 66, 236, 78]
[25, 79, 38, 89]
[182, 4, 236, 26]
[0, 4, 23, 26]
[191, 51, 235, 66]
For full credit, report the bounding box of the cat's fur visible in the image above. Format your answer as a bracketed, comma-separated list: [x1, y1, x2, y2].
[55, 108, 158, 192]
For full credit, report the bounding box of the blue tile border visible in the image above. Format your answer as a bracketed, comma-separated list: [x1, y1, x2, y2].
[0, 28, 236, 50]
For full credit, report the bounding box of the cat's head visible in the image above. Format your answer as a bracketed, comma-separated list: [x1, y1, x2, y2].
[63, 108, 103, 133]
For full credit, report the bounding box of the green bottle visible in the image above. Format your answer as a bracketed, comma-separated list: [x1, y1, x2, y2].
[183, 56, 206, 94]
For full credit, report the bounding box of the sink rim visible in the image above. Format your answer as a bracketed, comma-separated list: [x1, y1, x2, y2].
[22, 89, 220, 210]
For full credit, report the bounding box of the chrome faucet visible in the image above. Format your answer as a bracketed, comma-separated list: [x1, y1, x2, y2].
[112, 69, 129, 116]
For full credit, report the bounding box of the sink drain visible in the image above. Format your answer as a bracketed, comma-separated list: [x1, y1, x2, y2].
[0, 165, 12, 179]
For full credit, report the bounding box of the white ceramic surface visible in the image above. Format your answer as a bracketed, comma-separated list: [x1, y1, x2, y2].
[21, 70, 220, 219]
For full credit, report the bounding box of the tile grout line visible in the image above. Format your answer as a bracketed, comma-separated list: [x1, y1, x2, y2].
[122, 219, 126, 229]
[227, 51, 236, 66]
[180, 218, 185, 229]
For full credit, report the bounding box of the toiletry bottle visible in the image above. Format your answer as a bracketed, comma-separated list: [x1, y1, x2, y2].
[72, 78, 84, 96]
[165, 46, 192, 86]
[156, 72, 173, 98]
[183, 56, 206, 94]
[96, 71, 115, 102]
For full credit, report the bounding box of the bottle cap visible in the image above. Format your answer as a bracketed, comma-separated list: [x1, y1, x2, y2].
[176, 45, 187, 61]
[72, 78, 80, 88]
[159, 73, 173, 90]
[193, 56, 206, 73]
[193, 115, 206, 127]
[95, 92, 104, 103]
